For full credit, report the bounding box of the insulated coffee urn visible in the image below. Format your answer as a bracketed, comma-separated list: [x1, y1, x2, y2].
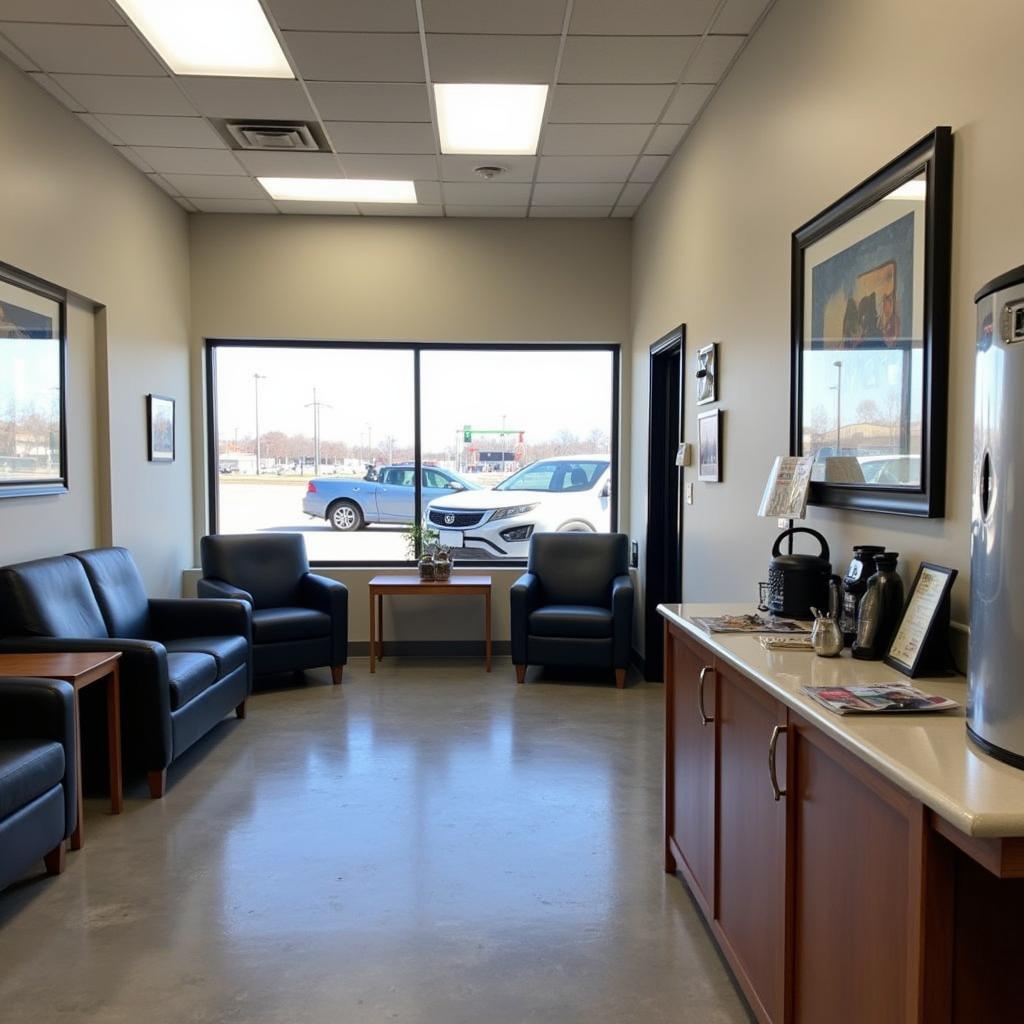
[969, 265, 1024, 767]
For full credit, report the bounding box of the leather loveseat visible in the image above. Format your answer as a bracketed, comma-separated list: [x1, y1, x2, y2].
[0, 548, 251, 797]
[511, 533, 634, 688]
[0, 678, 77, 892]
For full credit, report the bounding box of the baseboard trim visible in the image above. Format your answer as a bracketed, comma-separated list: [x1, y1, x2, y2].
[349, 640, 512, 658]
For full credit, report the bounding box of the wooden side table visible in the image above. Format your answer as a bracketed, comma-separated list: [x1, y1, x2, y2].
[368, 575, 492, 673]
[0, 652, 123, 850]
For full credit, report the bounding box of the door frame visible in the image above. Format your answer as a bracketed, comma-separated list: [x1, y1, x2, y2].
[644, 325, 685, 681]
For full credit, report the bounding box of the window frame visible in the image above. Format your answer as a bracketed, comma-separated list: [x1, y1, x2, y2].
[205, 339, 621, 568]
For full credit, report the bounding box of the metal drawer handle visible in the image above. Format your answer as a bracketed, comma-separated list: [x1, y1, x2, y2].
[768, 724, 787, 801]
[698, 665, 714, 726]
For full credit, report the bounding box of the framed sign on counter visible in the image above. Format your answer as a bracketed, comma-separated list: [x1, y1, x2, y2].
[885, 562, 958, 677]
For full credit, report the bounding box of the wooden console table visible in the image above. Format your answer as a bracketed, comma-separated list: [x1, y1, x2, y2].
[368, 575, 492, 673]
[0, 651, 122, 851]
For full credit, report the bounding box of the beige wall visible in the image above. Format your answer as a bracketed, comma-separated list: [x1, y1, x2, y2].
[0, 56, 192, 595]
[629, 0, 1024, 648]
[189, 214, 632, 642]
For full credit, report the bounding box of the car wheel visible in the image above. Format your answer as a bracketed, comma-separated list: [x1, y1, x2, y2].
[328, 500, 364, 531]
[557, 521, 595, 532]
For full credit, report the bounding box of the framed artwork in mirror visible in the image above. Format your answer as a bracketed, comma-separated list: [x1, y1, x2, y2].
[790, 127, 952, 517]
[147, 394, 175, 463]
[696, 342, 717, 405]
[0, 261, 68, 498]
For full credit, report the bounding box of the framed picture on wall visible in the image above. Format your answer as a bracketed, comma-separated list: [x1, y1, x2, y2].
[0, 261, 68, 498]
[147, 394, 175, 462]
[790, 127, 953, 517]
[696, 342, 717, 405]
[697, 408, 721, 482]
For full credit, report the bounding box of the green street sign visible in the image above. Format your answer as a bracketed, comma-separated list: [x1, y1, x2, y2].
[463, 426, 472, 442]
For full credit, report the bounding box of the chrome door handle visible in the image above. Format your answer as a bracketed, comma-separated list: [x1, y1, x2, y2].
[768, 724, 787, 801]
[698, 665, 714, 726]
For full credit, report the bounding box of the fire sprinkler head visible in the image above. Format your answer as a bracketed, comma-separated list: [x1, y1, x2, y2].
[473, 165, 507, 180]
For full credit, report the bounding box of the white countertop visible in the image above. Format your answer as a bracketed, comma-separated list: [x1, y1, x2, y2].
[659, 602, 1024, 839]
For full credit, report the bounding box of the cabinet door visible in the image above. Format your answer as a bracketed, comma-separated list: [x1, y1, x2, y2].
[789, 715, 925, 1024]
[664, 622, 716, 916]
[715, 660, 788, 1024]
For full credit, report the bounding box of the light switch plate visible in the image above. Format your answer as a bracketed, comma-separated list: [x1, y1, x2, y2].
[686, 482, 694, 505]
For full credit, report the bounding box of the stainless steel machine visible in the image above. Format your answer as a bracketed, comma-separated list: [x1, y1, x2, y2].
[969, 265, 1024, 767]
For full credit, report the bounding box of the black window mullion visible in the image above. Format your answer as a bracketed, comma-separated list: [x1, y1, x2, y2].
[413, 347, 422, 561]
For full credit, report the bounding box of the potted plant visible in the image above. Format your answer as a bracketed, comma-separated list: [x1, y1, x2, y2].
[404, 524, 440, 579]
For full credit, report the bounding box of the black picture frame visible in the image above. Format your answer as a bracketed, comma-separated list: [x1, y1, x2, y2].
[147, 394, 175, 463]
[0, 260, 68, 499]
[885, 562, 958, 677]
[790, 127, 953, 517]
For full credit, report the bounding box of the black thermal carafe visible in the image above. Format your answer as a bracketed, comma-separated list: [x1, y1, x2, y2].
[840, 545, 886, 644]
[852, 552, 904, 661]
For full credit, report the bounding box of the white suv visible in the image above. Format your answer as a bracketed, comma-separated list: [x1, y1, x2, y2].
[424, 455, 612, 559]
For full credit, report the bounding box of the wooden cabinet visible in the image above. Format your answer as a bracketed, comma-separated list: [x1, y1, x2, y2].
[663, 621, 716, 916]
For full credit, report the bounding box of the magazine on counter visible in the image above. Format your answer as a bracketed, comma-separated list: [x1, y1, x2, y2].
[801, 684, 958, 715]
[690, 613, 811, 635]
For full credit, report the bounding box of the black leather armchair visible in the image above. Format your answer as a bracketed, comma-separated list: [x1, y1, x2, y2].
[198, 533, 348, 684]
[0, 679, 77, 891]
[0, 548, 251, 798]
[511, 533, 634, 688]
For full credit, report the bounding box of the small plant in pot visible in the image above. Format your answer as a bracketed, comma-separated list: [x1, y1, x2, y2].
[404, 524, 440, 579]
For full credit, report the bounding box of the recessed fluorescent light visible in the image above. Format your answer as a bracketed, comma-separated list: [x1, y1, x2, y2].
[258, 178, 418, 203]
[884, 179, 927, 201]
[113, 0, 292, 78]
[434, 83, 548, 156]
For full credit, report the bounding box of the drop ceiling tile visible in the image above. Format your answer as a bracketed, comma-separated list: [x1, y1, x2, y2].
[684, 35, 745, 83]
[162, 174, 265, 199]
[444, 205, 528, 217]
[542, 123, 651, 155]
[175, 197, 198, 213]
[531, 181, 621, 205]
[0, 0, 122, 23]
[440, 155, 535, 182]
[53, 75, 196, 116]
[662, 83, 713, 123]
[412, 181, 442, 203]
[426, 34, 559, 84]
[611, 206, 637, 217]
[528, 206, 612, 217]
[325, 121, 436, 154]
[114, 146, 153, 173]
[267, 0, 418, 31]
[360, 203, 443, 217]
[274, 200, 360, 215]
[559, 36, 699, 84]
[337, 153, 439, 179]
[442, 181, 532, 205]
[284, 32, 425, 83]
[570, 0, 721, 36]
[0, 32, 36, 70]
[645, 122, 688, 154]
[422, 0, 565, 34]
[234, 151, 342, 177]
[76, 112, 125, 144]
[549, 84, 672, 123]
[176, 78, 316, 120]
[147, 174, 179, 197]
[618, 181, 651, 204]
[132, 146, 247, 175]
[537, 155, 636, 181]
[307, 82, 429, 122]
[631, 154, 668, 182]
[27, 72, 82, 110]
[1, 24, 163, 75]
[713, 0, 771, 34]
[192, 198, 280, 214]
[94, 114, 225, 148]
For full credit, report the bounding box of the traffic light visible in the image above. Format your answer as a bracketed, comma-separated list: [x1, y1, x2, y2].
[463, 425, 472, 443]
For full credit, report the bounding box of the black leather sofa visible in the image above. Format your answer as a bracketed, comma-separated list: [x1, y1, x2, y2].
[0, 678, 76, 892]
[0, 548, 251, 798]
[511, 533, 634, 688]
[198, 533, 348, 684]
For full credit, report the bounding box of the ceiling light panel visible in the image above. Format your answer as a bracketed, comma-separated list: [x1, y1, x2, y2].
[258, 177, 418, 203]
[113, 0, 293, 78]
[434, 83, 548, 156]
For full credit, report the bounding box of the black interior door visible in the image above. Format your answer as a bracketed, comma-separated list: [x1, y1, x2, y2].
[644, 326, 684, 681]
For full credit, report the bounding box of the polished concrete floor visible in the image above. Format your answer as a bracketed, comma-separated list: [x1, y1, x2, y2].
[0, 659, 751, 1024]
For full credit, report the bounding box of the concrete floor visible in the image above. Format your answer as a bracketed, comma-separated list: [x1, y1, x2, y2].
[0, 659, 751, 1024]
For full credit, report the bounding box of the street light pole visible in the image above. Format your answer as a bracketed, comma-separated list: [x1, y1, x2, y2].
[304, 388, 332, 475]
[366, 422, 373, 465]
[832, 360, 843, 456]
[253, 373, 266, 475]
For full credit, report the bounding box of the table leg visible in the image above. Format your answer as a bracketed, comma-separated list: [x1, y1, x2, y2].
[369, 587, 377, 673]
[70, 687, 85, 851]
[485, 587, 492, 673]
[377, 593, 384, 662]
[107, 665, 124, 815]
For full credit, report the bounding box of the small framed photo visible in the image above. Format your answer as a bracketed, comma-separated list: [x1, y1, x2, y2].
[696, 342, 717, 405]
[147, 394, 175, 463]
[885, 562, 958, 677]
[697, 409, 721, 482]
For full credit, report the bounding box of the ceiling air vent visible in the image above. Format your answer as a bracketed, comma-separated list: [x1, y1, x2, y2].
[226, 121, 322, 152]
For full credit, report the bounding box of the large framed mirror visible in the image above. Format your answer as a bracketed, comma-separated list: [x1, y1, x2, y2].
[790, 127, 952, 517]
